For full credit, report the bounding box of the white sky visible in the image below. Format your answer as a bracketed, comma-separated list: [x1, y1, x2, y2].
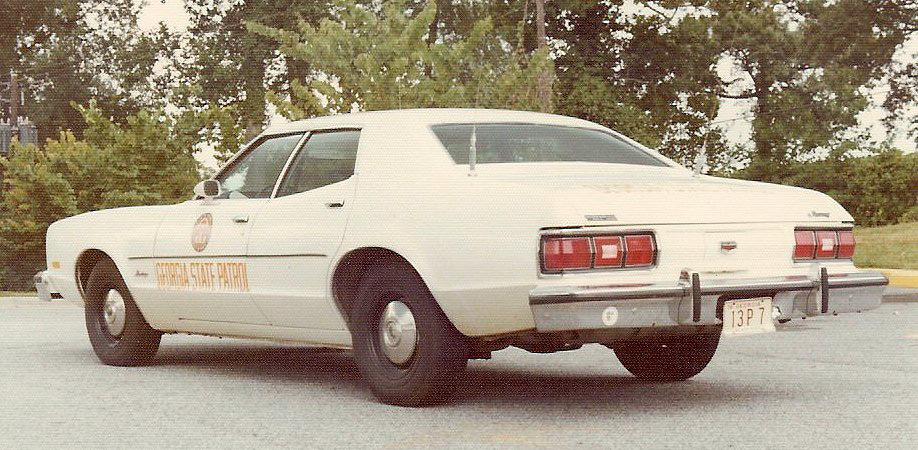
[140, 0, 916, 170]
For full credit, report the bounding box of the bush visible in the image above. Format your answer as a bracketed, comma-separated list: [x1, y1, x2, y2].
[735, 150, 918, 227]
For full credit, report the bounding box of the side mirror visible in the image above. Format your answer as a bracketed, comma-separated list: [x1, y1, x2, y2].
[193, 179, 221, 199]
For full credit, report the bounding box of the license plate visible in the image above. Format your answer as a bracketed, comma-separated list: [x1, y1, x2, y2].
[722, 297, 776, 336]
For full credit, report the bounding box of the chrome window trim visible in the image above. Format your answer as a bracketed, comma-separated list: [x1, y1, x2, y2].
[270, 132, 312, 199]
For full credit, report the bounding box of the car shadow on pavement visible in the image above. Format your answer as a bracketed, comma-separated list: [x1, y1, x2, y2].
[152, 344, 365, 389]
[451, 367, 788, 411]
[143, 343, 792, 411]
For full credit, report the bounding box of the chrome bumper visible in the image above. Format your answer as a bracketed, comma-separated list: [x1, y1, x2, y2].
[529, 270, 888, 332]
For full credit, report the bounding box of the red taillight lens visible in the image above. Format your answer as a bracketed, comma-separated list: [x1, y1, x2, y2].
[837, 230, 855, 259]
[624, 235, 655, 267]
[541, 233, 657, 272]
[794, 230, 816, 260]
[542, 237, 592, 271]
[594, 236, 624, 268]
[814, 230, 838, 259]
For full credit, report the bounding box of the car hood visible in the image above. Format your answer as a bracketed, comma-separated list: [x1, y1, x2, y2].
[471, 163, 851, 225]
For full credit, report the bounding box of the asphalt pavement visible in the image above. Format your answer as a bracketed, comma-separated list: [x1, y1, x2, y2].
[1, 297, 916, 449]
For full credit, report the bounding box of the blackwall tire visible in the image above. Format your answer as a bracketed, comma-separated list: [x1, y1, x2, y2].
[351, 266, 468, 406]
[84, 259, 161, 366]
[610, 328, 721, 381]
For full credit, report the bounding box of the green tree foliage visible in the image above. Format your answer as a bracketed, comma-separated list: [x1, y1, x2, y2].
[738, 147, 918, 226]
[0, 103, 203, 289]
[248, 0, 555, 118]
[0, 140, 77, 290]
[707, 0, 915, 178]
[548, 1, 731, 168]
[177, 0, 335, 140]
[4, 0, 178, 142]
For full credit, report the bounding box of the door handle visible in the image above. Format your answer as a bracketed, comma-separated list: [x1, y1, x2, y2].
[232, 215, 249, 223]
[325, 201, 345, 208]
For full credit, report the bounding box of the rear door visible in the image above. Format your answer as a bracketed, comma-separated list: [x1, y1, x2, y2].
[151, 133, 305, 326]
[246, 129, 361, 330]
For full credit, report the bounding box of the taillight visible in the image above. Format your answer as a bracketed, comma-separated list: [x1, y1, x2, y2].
[794, 230, 816, 260]
[542, 237, 592, 271]
[837, 230, 855, 259]
[624, 235, 655, 267]
[593, 236, 624, 268]
[541, 233, 656, 273]
[794, 229, 854, 261]
[814, 230, 838, 259]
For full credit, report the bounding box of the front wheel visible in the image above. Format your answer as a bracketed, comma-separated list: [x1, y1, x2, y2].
[84, 259, 162, 366]
[351, 266, 468, 406]
[609, 328, 721, 381]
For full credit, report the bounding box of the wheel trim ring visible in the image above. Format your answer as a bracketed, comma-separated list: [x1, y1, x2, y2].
[378, 300, 418, 366]
[102, 289, 127, 337]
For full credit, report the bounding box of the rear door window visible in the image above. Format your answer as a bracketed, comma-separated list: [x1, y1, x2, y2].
[276, 129, 360, 197]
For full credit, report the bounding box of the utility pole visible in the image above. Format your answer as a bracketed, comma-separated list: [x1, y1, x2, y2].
[9, 69, 19, 140]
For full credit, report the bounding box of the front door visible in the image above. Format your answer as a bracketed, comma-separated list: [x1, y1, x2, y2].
[246, 129, 361, 330]
[151, 133, 305, 326]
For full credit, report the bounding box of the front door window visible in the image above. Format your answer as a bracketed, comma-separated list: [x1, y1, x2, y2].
[217, 133, 304, 199]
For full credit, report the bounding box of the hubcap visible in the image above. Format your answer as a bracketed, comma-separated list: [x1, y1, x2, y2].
[378, 300, 417, 366]
[102, 289, 127, 337]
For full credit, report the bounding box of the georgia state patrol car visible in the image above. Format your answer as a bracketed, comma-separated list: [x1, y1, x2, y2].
[45, 109, 888, 406]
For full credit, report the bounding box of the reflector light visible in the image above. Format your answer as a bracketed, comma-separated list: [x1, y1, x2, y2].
[814, 230, 838, 259]
[542, 237, 592, 271]
[837, 230, 855, 259]
[594, 236, 624, 268]
[794, 230, 816, 260]
[624, 235, 655, 267]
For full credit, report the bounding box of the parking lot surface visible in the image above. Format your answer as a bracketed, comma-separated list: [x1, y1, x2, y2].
[1, 297, 916, 448]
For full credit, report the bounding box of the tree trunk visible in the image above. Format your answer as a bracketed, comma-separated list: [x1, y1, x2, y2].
[534, 0, 553, 113]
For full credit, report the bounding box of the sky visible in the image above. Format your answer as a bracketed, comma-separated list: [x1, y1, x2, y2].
[139, 0, 916, 169]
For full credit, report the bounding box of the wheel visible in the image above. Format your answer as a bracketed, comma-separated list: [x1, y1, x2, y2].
[351, 265, 468, 406]
[84, 259, 161, 366]
[609, 328, 721, 381]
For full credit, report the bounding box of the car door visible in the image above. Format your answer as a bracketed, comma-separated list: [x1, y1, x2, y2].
[246, 129, 360, 330]
[152, 133, 305, 326]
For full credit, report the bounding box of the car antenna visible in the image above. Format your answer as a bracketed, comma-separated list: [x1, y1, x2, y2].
[468, 125, 477, 177]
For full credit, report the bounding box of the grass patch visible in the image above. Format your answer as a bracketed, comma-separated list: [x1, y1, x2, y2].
[854, 222, 918, 270]
[0, 291, 37, 297]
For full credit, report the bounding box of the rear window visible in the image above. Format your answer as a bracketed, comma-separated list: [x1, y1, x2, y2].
[430, 123, 667, 167]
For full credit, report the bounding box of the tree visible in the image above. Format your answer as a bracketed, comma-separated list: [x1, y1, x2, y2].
[3, 0, 178, 143]
[248, 0, 555, 118]
[178, 0, 335, 141]
[0, 140, 77, 290]
[707, 0, 916, 178]
[0, 102, 206, 289]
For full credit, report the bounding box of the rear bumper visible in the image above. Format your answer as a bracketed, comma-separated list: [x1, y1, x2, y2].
[529, 270, 888, 332]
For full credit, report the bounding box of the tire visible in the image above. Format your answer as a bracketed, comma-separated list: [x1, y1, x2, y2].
[351, 265, 468, 406]
[609, 328, 721, 381]
[84, 258, 161, 366]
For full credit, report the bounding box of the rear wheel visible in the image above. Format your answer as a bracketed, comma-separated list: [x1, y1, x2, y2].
[609, 328, 721, 381]
[351, 266, 468, 406]
[84, 259, 161, 366]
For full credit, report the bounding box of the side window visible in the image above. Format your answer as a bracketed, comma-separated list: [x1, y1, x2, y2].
[276, 130, 360, 197]
[216, 133, 303, 199]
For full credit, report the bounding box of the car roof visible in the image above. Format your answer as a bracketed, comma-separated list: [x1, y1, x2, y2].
[262, 108, 607, 135]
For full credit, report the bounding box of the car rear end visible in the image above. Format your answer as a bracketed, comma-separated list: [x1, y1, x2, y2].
[529, 222, 888, 337]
